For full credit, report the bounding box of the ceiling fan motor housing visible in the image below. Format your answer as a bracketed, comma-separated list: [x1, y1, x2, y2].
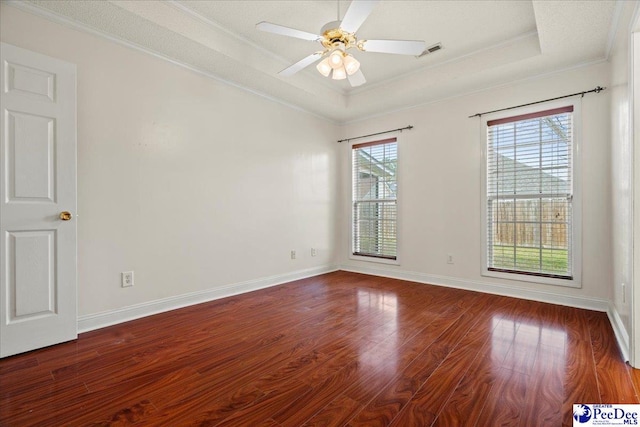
[320, 21, 357, 50]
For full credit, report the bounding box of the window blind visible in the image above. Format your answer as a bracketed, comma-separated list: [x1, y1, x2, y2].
[352, 138, 397, 260]
[486, 106, 573, 279]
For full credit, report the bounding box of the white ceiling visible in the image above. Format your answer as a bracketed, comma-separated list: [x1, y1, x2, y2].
[13, 0, 630, 122]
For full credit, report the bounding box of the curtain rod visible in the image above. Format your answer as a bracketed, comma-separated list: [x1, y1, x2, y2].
[468, 86, 605, 119]
[337, 125, 413, 143]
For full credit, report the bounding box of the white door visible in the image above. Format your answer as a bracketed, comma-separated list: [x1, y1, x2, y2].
[0, 43, 77, 358]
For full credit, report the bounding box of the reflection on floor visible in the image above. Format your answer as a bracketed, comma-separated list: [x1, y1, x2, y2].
[0, 271, 637, 426]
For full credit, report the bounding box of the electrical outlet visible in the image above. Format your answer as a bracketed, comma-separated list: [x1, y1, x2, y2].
[290, 250, 296, 260]
[311, 248, 317, 257]
[122, 271, 134, 288]
[447, 254, 454, 264]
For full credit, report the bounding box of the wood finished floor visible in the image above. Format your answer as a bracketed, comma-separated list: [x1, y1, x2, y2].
[0, 271, 637, 426]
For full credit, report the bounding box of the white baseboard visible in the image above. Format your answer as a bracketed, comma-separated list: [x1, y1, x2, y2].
[77, 265, 339, 333]
[340, 264, 610, 312]
[607, 303, 631, 362]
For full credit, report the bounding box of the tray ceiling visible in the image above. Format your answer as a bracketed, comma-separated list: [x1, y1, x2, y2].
[8, 0, 628, 122]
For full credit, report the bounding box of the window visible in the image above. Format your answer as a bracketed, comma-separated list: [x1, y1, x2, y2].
[484, 105, 580, 285]
[352, 138, 398, 260]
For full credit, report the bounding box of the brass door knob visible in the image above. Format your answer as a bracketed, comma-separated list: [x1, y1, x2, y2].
[59, 211, 72, 221]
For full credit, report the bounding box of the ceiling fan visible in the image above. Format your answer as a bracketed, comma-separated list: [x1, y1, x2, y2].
[256, 0, 426, 87]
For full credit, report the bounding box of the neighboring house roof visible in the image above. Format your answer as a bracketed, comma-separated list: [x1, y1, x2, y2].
[489, 153, 570, 196]
[356, 149, 396, 177]
[355, 150, 397, 200]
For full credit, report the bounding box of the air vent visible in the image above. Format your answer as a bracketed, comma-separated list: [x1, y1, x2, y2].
[416, 43, 443, 58]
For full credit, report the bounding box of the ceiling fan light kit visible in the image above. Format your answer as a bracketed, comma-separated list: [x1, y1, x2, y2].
[316, 48, 359, 80]
[316, 58, 332, 77]
[342, 54, 360, 75]
[332, 66, 347, 80]
[256, 0, 427, 87]
[329, 47, 345, 69]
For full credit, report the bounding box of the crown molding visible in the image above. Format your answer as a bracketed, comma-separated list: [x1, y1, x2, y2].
[3, 0, 338, 124]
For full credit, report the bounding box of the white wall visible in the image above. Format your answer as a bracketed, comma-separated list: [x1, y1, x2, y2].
[340, 62, 613, 306]
[0, 5, 340, 320]
[632, 14, 640, 368]
[609, 2, 636, 350]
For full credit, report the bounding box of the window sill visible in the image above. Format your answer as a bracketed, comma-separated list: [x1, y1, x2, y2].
[482, 268, 581, 288]
[350, 254, 400, 266]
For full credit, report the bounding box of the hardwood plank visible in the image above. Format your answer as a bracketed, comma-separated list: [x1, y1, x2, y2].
[588, 311, 639, 404]
[627, 363, 640, 400]
[432, 353, 497, 427]
[432, 301, 523, 427]
[519, 344, 564, 427]
[0, 271, 634, 427]
[341, 316, 448, 404]
[474, 368, 528, 427]
[501, 321, 542, 375]
[562, 337, 601, 426]
[565, 306, 592, 343]
[251, 350, 329, 391]
[347, 301, 485, 425]
[256, 419, 283, 427]
[347, 374, 420, 427]
[338, 296, 474, 407]
[389, 307, 496, 426]
[302, 394, 363, 427]
[0, 355, 38, 375]
[272, 360, 363, 426]
[214, 380, 313, 427]
[0, 376, 90, 425]
[147, 382, 265, 426]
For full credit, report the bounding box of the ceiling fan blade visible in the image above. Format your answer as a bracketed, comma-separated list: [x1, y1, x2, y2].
[279, 52, 324, 76]
[340, 0, 380, 33]
[256, 21, 320, 41]
[347, 69, 366, 87]
[360, 39, 426, 55]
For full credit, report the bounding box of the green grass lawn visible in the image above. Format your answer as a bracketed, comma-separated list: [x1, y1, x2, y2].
[492, 245, 568, 273]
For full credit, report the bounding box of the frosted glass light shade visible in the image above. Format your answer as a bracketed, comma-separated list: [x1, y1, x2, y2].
[316, 58, 332, 77]
[343, 55, 360, 75]
[332, 66, 347, 80]
[329, 50, 344, 69]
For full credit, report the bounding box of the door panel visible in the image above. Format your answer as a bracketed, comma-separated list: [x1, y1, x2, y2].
[1, 43, 77, 358]
[6, 61, 56, 102]
[8, 230, 56, 320]
[7, 111, 55, 201]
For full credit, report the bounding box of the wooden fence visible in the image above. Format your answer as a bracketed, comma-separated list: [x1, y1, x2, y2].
[491, 199, 569, 249]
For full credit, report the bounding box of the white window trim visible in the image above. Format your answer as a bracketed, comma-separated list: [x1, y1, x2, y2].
[349, 136, 401, 266]
[480, 99, 582, 288]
